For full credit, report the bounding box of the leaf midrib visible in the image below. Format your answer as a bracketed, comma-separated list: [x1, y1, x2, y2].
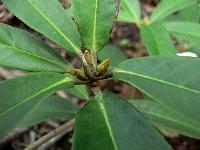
[140, 107, 200, 133]
[166, 28, 200, 38]
[0, 43, 67, 71]
[115, 69, 200, 94]
[135, 99, 200, 129]
[98, 95, 118, 150]
[115, 68, 200, 135]
[151, 0, 187, 22]
[144, 25, 160, 55]
[144, 25, 175, 55]
[27, 0, 80, 52]
[0, 77, 72, 119]
[92, 0, 98, 50]
[122, 0, 139, 22]
[117, 69, 200, 126]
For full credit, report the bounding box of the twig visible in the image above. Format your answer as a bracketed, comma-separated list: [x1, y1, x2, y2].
[87, 80, 102, 98]
[38, 127, 73, 150]
[25, 119, 74, 150]
[91, 86, 102, 97]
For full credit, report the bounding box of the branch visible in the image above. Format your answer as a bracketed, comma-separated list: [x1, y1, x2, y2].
[91, 86, 102, 97]
[38, 127, 73, 150]
[25, 119, 74, 150]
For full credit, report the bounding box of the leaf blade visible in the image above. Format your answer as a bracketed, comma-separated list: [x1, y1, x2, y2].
[150, 0, 198, 23]
[18, 95, 80, 128]
[119, 0, 141, 24]
[164, 22, 200, 46]
[0, 72, 73, 140]
[130, 100, 200, 139]
[2, 0, 81, 53]
[73, 93, 171, 150]
[140, 23, 176, 56]
[66, 85, 89, 101]
[0, 23, 70, 72]
[98, 45, 127, 67]
[114, 56, 200, 123]
[72, 0, 117, 51]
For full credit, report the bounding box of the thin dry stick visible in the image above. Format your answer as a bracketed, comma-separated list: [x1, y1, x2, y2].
[25, 119, 75, 150]
[38, 126, 73, 150]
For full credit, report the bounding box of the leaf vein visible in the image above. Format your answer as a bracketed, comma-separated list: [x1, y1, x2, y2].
[116, 69, 200, 94]
[27, 0, 80, 52]
[0, 77, 72, 119]
[98, 95, 118, 150]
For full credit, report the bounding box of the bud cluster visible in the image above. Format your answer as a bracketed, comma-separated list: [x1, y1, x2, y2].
[74, 50, 111, 81]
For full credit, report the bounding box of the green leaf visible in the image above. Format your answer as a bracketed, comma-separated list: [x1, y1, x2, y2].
[2, 0, 81, 53]
[65, 8, 74, 19]
[118, 0, 141, 24]
[66, 85, 89, 101]
[161, 4, 200, 23]
[0, 72, 73, 140]
[114, 56, 200, 123]
[18, 95, 80, 128]
[72, 0, 117, 51]
[150, 0, 198, 23]
[73, 93, 171, 150]
[140, 23, 176, 56]
[130, 100, 200, 139]
[164, 22, 200, 47]
[177, 4, 200, 22]
[98, 45, 127, 67]
[0, 23, 70, 72]
[189, 47, 200, 56]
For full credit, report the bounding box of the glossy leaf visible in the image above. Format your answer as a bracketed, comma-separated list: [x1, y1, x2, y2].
[119, 0, 141, 24]
[98, 45, 127, 67]
[130, 100, 200, 139]
[72, 0, 117, 51]
[150, 0, 198, 23]
[66, 85, 89, 101]
[140, 23, 176, 56]
[0, 72, 73, 140]
[114, 56, 200, 123]
[165, 22, 200, 47]
[2, 0, 81, 53]
[18, 95, 80, 128]
[0, 23, 70, 72]
[73, 93, 171, 150]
